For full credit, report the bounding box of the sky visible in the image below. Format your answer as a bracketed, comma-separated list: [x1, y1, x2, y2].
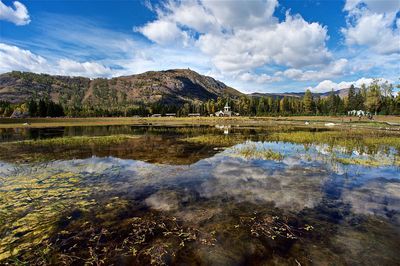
[0, 0, 399, 93]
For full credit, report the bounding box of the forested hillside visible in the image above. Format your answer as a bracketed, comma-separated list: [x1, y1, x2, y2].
[0, 69, 242, 116]
[0, 70, 399, 117]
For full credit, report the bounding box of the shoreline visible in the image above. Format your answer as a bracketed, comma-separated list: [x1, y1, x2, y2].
[0, 116, 399, 130]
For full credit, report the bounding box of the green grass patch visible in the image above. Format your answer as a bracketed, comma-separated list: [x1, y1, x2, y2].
[267, 130, 400, 155]
[334, 156, 400, 167]
[8, 134, 138, 147]
[184, 134, 247, 147]
[234, 144, 284, 161]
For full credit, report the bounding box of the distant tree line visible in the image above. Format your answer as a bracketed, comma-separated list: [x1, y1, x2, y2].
[0, 79, 399, 117]
[27, 98, 64, 117]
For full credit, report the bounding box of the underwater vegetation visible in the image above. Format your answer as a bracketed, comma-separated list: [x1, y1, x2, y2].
[0, 165, 318, 266]
[0, 125, 400, 265]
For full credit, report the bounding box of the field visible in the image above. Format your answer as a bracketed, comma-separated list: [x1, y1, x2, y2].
[0, 115, 399, 129]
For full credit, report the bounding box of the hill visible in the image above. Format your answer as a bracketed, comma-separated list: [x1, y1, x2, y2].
[0, 69, 243, 107]
[250, 88, 353, 99]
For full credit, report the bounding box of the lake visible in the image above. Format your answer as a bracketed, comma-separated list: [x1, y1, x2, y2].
[0, 124, 399, 265]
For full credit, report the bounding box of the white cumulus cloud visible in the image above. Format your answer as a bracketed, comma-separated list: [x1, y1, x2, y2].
[138, 0, 332, 76]
[0, 0, 30, 25]
[308, 77, 392, 93]
[0, 43, 47, 73]
[57, 59, 113, 78]
[342, 0, 400, 54]
[239, 72, 281, 84]
[135, 19, 189, 45]
[279, 59, 348, 81]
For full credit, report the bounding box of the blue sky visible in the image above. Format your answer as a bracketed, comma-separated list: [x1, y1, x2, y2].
[0, 0, 399, 93]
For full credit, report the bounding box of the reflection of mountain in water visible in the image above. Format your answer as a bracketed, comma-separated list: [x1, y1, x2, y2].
[0, 134, 220, 165]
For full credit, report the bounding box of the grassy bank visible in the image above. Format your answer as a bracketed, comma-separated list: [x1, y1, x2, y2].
[8, 134, 139, 147]
[0, 116, 399, 129]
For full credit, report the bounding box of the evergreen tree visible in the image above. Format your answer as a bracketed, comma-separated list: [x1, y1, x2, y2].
[257, 97, 266, 116]
[27, 99, 38, 117]
[303, 89, 314, 114]
[365, 81, 382, 115]
[347, 85, 357, 111]
[326, 90, 337, 115]
[38, 99, 47, 117]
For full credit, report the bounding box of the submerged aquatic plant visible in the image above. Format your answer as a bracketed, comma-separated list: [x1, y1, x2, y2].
[239, 214, 312, 241]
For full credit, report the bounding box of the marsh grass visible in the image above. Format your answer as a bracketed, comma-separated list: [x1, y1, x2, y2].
[0, 135, 140, 163]
[234, 143, 284, 161]
[11, 134, 138, 147]
[184, 134, 248, 147]
[334, 156, 400, 167]
[267, 130, 400, 155]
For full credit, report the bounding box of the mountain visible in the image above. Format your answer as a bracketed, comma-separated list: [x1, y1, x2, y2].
[250, 88, 353, 99]
[0, 69, 243, 106]
[0, 69, 354, 109]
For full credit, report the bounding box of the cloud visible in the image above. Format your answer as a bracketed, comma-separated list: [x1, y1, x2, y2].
[136, 19, 189, 46]
[0, 43, 47, 73]
[279, 59, 348, 81]
[308, 77, 392, 93]
[138, 1, 332, 75]
[57, 59, 113, 78]
[197, 13, 331, 74]
[0, 43, 113, 78]
[201, 0, 278, 29]
[31, 14, 140, 60]
[239, 72, 281, 84]
[0, 0, 30, 25]
[342, 0, 400, 54]
[343, 0, 400, 13]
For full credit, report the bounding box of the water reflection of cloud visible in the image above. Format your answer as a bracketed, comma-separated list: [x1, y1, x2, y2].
[0, 162, 13, 176]
[2, 139, 398, 217]
[342, 179, 400, 220]
[145, 190, 180, 211]
[199, 158, 328, 212]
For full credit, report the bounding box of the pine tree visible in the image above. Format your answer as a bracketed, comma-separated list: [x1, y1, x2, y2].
[347, 85, 357, 111]
[27, 99, 38, 117]
[303, 89, 314, 114]
[365, 81, 382, 115]
[38, 99, 47, 117]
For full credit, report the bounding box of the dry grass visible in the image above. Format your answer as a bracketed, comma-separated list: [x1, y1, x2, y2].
[0, 116, 399, 129]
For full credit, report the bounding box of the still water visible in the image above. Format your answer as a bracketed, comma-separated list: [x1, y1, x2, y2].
[0, 125, 399, 265]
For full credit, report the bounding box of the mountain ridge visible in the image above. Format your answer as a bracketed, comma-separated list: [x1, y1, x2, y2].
[0, 69, 353, 107]
[0, 69, 243, 106]
[249, 87, 353, 99]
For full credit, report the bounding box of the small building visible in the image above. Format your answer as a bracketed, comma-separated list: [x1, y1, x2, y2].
[165, 113, 176, 117]
[10, 109, 29, 118]
[215, 102, 233, 117]
[151, 114, 161, 117]
[188, 113, 201, 117]
[347, 110, 370, 116]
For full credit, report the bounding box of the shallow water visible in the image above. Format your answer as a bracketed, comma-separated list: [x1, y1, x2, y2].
[0, 125, 399, 265]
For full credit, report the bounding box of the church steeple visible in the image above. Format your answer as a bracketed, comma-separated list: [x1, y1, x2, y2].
[224, 102, 230, 112]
